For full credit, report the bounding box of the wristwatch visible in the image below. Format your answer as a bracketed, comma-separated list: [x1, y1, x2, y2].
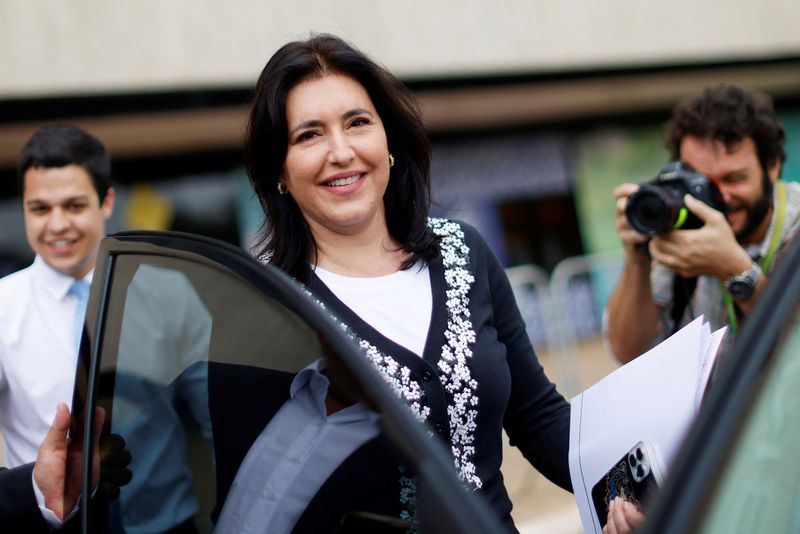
[723, 262, 762, 301]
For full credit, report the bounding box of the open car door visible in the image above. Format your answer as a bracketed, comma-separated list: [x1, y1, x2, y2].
[69, 231, 502, 533]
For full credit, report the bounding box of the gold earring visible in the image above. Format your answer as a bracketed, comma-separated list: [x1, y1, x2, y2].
[388, 153, 395, 168]
[277, 181, 288, 195]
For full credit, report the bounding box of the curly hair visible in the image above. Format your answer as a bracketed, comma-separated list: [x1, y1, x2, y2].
[665, 84, 786, 173]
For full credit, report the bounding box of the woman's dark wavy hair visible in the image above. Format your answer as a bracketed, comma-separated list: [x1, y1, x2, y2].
[244, 34, 438, 282]
[665, 84, 786, 175]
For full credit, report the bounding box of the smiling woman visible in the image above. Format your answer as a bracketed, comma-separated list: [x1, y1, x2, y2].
[244, 34, 437, 283]
[228, 34, 574, 532]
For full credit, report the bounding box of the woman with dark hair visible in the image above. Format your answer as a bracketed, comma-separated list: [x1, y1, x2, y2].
[245, 34, 437, 282]
[225, 33, 572, 532]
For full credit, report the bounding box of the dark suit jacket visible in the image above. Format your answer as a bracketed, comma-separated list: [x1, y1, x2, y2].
[0, 463, 49, 532]
[208, 362, 409, 533]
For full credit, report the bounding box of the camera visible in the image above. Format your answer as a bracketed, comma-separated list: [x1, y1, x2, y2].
[625, 161, 727, 237]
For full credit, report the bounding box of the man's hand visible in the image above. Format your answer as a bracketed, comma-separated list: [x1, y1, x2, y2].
[649, 194, 752, 280]
[614, 183, 650, 257]
[33, 403, 107, 521]
[32, 403, 76, 520]
[607, 183, 663, 363]
[603, 497, 646, 534]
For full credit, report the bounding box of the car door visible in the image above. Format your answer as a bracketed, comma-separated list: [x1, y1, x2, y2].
[68, 230, 502, 533]
[643, 233, 800, 533]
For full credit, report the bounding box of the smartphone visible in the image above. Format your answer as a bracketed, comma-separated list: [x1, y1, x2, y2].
[591, 441, 664, 527]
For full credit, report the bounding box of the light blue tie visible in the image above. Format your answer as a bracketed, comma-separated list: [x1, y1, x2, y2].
[69, 279, 90, 355]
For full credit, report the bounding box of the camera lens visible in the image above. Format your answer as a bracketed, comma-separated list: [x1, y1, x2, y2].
[625, 186, 675, 236]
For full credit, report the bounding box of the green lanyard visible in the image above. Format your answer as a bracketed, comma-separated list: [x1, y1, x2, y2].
[722, 181, 787, 336]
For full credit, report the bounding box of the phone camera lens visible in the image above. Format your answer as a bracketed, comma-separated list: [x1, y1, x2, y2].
[637, 466, 644, 478]
[636, 448, 644, 460]
[629, 454, 636, 465]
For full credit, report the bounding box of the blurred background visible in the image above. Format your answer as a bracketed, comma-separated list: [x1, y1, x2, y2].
[2, 1, 800, 531]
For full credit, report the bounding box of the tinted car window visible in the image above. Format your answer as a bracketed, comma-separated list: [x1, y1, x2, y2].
[96, 255, 330, 533]
[70, 233, 502, 534]
[697, 305, 800, 533]
[643, 233, 800, 534]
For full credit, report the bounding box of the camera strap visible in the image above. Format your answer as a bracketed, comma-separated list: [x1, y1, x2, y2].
[669, 274, 697, 336]
[721, 181, 787, 337]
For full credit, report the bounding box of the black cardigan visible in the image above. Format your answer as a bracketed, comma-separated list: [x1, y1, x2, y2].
[308, 219, 572, 529]
[209, 219, 571, 533]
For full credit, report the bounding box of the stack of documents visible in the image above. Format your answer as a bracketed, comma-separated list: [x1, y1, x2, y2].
[568, 316, 725, 533]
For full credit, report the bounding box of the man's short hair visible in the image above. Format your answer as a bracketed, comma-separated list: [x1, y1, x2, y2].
[17, 125, 112, 201]
[665, 84, 786, 174]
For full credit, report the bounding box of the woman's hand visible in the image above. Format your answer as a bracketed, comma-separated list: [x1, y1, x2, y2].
[603, 497, 646, 534]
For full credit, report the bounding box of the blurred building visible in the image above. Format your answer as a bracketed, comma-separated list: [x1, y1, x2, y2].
[2, 0, 800, 275]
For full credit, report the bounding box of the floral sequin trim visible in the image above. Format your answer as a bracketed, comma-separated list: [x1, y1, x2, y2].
[428, 217, 481, 489]
[294, 288, 432, 423]
[398, 465, 419, 533]
[261, 218, 481, 493]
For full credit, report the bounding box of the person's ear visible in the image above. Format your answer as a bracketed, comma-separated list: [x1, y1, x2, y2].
[768, 161, 781, 183]
[101, 187, 116, 219]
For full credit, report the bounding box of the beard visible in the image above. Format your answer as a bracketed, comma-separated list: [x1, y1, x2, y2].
[735, 171, 773, 242]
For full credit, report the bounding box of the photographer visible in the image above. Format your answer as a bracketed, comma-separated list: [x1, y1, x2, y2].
[606, 84, 800, 364]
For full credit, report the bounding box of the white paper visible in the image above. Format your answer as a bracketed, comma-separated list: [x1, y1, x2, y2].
[568, 317, 723, 533]
[696, 326, 726, 410]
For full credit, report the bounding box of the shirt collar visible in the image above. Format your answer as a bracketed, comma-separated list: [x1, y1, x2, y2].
[289, 359, 329, 419]
[289, 359, 378, 422]
[32, 255, 94, 302]
[290, 359, 326, 396]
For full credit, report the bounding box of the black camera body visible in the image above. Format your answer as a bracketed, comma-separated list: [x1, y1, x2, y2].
[625, 161, 727, 237]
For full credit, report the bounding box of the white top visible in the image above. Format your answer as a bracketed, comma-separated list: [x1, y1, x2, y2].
[314, 264, 432, 357]
[0, 255, 91, 467]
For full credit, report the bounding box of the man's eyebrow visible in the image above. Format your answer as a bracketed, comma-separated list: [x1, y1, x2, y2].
[288, 108, 374, 136]
[25, 195, 90, 206]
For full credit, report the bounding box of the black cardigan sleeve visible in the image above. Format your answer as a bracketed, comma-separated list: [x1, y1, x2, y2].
[0, 463, 50, 532]
[479, 233, 573, 492]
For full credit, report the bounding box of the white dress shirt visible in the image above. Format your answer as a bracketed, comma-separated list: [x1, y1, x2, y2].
[0, 255, 91, 467]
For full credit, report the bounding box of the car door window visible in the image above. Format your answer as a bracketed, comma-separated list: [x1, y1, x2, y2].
[91, 253, 342, 533]
[70, 234, 502, 534]
[697, 305, 800, 533]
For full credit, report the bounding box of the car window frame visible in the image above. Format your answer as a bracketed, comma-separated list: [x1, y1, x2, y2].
[643, 233, 800, 533]
[76, 230, 503, 533]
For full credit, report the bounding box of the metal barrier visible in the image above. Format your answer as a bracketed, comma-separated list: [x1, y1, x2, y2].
[549, 251, 623, 396]
[506, 251, 624, 397]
